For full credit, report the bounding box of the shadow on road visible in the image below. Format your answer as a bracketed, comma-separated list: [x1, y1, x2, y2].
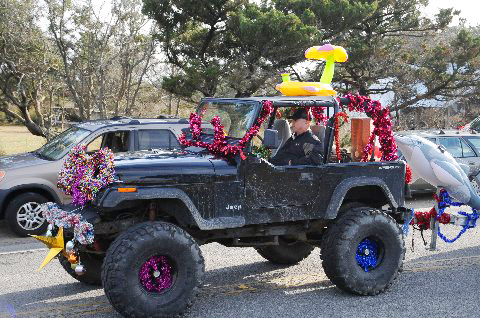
[3, 244, 480, 318]
[0, 282, 112, 318]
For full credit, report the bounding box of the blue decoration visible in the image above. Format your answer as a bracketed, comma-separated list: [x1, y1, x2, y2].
[436, 190, 479, 243]
[355, 238, 378, 272]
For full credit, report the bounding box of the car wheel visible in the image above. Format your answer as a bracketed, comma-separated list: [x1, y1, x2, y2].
[255, 241, 314, 265]
[102, 221, 205, 317]
[5, 192, 49, 237]
[321, 207, 405, 295]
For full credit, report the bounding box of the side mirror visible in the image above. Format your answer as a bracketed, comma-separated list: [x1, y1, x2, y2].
[263, 129, 280, 149]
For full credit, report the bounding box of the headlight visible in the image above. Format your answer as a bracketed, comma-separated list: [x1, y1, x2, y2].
[0, 170, 5, 183]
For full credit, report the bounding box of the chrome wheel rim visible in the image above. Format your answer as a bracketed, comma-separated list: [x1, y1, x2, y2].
[16, 202, 45, 231]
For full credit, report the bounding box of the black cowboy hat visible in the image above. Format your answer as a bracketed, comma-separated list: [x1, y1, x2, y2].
[287, 108, 310, 120]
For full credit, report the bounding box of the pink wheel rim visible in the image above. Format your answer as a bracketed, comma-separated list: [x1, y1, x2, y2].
[139, 255, 174, 292]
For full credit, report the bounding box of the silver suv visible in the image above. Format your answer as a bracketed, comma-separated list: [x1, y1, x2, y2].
[0, 118, 190, 236]
[396, 129, 480, 195]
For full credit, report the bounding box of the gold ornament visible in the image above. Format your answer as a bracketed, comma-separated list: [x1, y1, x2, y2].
[67, 252, 78, 264]
[31, 227, 65, 271]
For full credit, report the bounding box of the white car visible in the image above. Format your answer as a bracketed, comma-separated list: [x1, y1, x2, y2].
[396, 130, 480, 195]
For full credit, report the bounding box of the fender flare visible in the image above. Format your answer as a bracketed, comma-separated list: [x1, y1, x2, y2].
[324, 177, 398, 219]
[100, 187, 245, 230]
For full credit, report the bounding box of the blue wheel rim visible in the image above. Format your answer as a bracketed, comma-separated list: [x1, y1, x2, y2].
[356, 238, 379, 272]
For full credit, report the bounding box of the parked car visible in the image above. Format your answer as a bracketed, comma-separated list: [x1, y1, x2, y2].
[0, 117, 193, 236]
[396, 130, 480, 195]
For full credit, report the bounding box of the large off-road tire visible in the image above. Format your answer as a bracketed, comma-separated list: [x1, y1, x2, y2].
[102, 222, 205, 318]
[320, 207, 405, 295]
[255, 241, 314, 265]
[5, 192, 48, 236]
[58, 252, 103, 286]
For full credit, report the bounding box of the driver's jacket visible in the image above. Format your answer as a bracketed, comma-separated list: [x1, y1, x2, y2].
[269, 130, 324, 166]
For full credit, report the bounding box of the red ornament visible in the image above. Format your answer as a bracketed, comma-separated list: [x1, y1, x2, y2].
[311, 106, 328, 125]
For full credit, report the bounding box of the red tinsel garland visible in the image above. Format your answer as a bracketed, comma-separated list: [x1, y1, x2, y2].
[341, 93, 398, 162]
[334, 112, 349, 161]
[311, 106, 328, 125]
[179, 100, 274, 159]
[405, 164, 412, 184]
[410, 207, 451, 229]
[181, 94, 397, 164]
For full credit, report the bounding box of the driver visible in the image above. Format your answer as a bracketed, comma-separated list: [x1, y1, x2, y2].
[270, 109, 324, 166]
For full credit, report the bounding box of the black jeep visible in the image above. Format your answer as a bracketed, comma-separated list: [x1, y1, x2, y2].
[62, 96, 407, 317]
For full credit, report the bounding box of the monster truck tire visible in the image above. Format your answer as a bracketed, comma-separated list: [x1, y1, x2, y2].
[320, 207, 405, 295]
[255, 241, 314, 265]
[58, 252, 103, 286]
[102, 221, 205, 318]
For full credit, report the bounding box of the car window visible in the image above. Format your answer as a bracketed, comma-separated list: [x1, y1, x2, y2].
[465, 137, 480, 154]
[460, 138, 476, 157]
[103, 131, 130, 153]
[439, 137, 462, 158]
[251, 119, 270, 148]
[198, 101, 258, 139]
[425, 137, 436, 143]
[35, 127, 91, 160]
[86, 135, 104, 153]
[138, 129, 180, 150]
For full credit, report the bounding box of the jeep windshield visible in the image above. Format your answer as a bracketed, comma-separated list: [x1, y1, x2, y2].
[198, 101, 258, 139]
[34, 126, 91, 161]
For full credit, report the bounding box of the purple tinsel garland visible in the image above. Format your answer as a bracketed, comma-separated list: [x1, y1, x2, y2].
[39, 146, 115, 245]
[57, 145, 115, 205]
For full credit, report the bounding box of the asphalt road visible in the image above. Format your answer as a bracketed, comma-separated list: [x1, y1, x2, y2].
[1, 194, 480, 318]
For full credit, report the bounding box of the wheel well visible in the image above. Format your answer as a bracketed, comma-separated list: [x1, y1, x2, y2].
[342, 186, 389, 209]
[1, 187, 57, 218]
[154, 198, 197, 227]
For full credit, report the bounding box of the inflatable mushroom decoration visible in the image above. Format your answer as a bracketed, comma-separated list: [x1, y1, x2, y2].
[275, 44, 348, 96]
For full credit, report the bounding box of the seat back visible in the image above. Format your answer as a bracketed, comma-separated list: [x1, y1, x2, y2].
[110, 136, 123, 153]
[273, 119, 291, 148]
[311, 124, 325, 142]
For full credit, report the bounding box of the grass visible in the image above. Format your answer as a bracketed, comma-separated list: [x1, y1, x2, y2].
[0, 126, 46, 156]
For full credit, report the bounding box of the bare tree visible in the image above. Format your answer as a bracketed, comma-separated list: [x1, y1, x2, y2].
[46, 0, 156, 120]
[0, 0, 60, 138]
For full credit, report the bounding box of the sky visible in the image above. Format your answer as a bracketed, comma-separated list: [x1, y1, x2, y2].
[424, 0, 480, 26]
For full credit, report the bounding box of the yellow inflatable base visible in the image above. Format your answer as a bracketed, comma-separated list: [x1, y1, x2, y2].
[275, 81, 336, 96]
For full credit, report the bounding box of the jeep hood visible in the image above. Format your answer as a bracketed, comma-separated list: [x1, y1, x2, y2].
[0, 152, 51, 171]
[114, 149, 220, 184]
